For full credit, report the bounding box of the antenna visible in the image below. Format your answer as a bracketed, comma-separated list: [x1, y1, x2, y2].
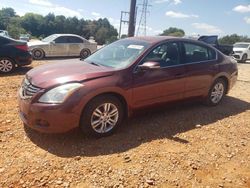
[137, 0, 151, 36]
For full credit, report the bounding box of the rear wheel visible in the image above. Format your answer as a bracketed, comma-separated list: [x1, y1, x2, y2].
[32, 49, 44, 60]
[241, 54, 247, 63]
[0, 58, 15, 73]
[80, 49, 91, 59]
[80, 95, 124, 137]
[205, 79, 226, 106]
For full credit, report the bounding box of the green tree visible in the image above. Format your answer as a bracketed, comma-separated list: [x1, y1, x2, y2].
[219, 34, 250, 45]
[7, 17, 26, 38]
[21, 13, 44, 37]
[160, 27, 185, 37]
[0, 8, 16, 29]
[1, 7, 118, 44]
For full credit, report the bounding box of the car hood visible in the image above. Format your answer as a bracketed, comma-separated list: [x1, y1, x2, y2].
[28, 40, 49, 47]
[27, 59, 114, 88]
[233, 47, 247, 52]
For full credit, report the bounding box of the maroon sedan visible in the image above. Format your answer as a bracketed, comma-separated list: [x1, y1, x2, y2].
[18, 36, 238, 137]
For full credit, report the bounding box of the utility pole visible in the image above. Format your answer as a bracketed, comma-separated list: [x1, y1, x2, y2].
[128, 0, 137, 37]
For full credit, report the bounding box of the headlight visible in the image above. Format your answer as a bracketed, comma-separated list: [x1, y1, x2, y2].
[38, 83, 82, 104]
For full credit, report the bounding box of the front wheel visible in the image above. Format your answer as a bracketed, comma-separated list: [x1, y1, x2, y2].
[80, 95, 124, 137]
[0, 58, 15, 73]
[241, 54, 247, 63]
[205, 79, 226, 106]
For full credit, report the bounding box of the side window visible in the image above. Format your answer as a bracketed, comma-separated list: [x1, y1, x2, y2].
[68, 36, 83, 43]
[143, 42, 180, 67]
[183, 42, 215, 63]
[54, 36, 68, 43]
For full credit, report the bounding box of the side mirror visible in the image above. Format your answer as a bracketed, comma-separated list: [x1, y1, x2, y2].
[50, 41, 55, 45]
[137, 61, 161, 72]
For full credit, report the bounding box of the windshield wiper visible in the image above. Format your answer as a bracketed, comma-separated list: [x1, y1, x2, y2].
[85, 61, 100, 66]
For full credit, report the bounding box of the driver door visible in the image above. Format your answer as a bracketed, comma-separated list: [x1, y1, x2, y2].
[132, 42, 187, 108]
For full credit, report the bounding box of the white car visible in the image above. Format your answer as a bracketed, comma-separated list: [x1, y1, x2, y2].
[233, 42, 250, 63]
[0, 30, 9, 37]
[28, 34, 97, 60]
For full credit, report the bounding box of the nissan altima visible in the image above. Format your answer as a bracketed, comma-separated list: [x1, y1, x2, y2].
[18, 36, 238, 137]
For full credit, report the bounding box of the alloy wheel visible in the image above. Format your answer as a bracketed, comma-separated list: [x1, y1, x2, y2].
[0, 59, 14, 73]
[91, 103, 119, 133]
[33, 49, 44, 60]
[210, 82, 224, 104]
[80, 49, 90, 59]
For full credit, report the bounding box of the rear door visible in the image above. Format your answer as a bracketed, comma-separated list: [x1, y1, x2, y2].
[67, 36, 83, 56]
[182, 42, 219, 98]
[132, 41, 187, 108]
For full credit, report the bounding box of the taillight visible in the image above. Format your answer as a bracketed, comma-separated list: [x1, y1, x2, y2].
[15, 45, 28, 51]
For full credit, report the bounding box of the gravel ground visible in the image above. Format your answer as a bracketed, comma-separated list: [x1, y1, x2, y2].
[0, 60, 250, 188]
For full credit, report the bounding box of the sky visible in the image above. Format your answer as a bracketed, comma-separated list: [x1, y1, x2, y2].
[0, 0, 250, 37]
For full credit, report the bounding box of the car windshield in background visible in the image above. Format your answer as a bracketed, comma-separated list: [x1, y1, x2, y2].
[234, 43, 249, 48]
[85, 39, 150, 69]
[42, 34, 58, 42]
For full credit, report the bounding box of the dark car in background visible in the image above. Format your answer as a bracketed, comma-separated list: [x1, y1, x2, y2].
[18, 36, 238, 137]
[198, 35, 233, 56]
[0, 36, 32, 73]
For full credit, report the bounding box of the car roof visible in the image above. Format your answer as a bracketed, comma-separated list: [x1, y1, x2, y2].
[127, 36, 177, 44]
[127, 36, 211, 46]
[53, 33, 85, 38]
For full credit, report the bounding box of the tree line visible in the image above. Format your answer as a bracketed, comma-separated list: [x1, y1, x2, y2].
[0, 8, 118, 45]
[160, 27, 250, 45]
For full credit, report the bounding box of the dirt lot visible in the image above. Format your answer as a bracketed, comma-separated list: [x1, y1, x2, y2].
[0, 60, 250, 188]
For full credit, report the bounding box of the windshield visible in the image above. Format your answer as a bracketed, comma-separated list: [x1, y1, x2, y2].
[234, 43, 249, 48]
[85, 39, 150, 69]
[42, 34, 58, 42]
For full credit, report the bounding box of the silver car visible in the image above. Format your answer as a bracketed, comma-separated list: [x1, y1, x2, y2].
[28, 34, 97, 60]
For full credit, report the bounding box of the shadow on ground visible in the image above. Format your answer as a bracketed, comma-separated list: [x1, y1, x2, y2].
[37, 57, 79, 61]
[0, 66, 33, 77]
[25, 96, 250, 157]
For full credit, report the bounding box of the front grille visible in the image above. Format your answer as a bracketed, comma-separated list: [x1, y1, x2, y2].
[20, 78, 42, 99]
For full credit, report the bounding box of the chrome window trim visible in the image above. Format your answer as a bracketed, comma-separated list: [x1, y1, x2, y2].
[133, 40, 218, 72]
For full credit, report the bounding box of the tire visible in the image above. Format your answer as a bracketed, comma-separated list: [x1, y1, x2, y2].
[80, 95, 124, 137]
[205, 79, 226, 106]
[80, 49, 91, 59]
[32, 49, 44, 60]
[0, 58, 15, 73]
[241, 54, 247, 63]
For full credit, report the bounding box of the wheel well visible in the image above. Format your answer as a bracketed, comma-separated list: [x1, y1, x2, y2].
[83, 92, 128, 117]
[217, 76, 229, 93]
[0, 56, 16, 64]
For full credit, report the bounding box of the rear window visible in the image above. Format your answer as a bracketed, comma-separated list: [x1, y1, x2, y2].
[183, 42, 216, 63]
